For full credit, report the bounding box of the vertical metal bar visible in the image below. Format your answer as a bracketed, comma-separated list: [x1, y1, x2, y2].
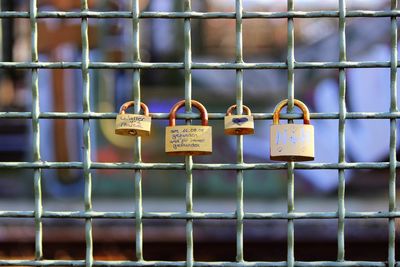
[338, 0, 347, 262]
[30, 0, 42, 261]
[287, 0, 295, 112]
[81, 1, 93, 267]
[235, 0, 244, 263]
[287, 1, 295, 267]
[184, 0, 192, 112]
[132, 0, 143, 261]
[184, 1, 193, 267]
[185, 155, 194, 267]
[388, 1, 398, 267]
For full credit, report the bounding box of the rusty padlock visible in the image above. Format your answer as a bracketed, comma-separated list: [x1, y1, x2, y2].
[115, 101, 151, 137]
[224, 104, 255, 135]
[270, 99, 314, 161]
[165, 100, 212, 156]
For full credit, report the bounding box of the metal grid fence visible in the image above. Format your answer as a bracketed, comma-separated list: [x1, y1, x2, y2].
[0, 0, 398, 266]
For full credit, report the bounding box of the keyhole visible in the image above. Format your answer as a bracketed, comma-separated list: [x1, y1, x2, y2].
[129, 129, 138, 136]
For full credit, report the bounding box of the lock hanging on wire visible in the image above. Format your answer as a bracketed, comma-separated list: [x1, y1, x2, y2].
[224, 104, 255, 135]
[270, 99, 314, 161]
[115, 101, 151, 137]
[165, 100, 212, 156]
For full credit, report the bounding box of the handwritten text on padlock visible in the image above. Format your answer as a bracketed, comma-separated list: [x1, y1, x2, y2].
[165, 126, 212, 152]
[117, 115, 146, 129]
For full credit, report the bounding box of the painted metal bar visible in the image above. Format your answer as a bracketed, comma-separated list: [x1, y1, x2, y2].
[337, 0, 347, 261]
[81, 1, 93, 267]
[1, 61, 400, 70]
[131, 0, 144, 261]
[3, 10, 400, 19]
[185, 155, 194, 267]
[1, 161, 400, 170]
[287, 161, 295, 267]
[235, 0, 244, 262]
[388, 1, 398, 267]
[2, 210, 400, 220]
[0, 260, 392, 267]
[184, 1, 194, 266]
[286, 1, 295, 267]
[4, 111, 400, 120]
[30, 0, 43, 261]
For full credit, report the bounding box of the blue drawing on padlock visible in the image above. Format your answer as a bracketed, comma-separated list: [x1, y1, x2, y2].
[276, 129, 310, 145]
[232, 117, 248, 125]
[276, 129, 288, 145]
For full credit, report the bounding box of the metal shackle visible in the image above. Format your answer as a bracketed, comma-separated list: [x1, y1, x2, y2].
[226, 104, 252, 116]
[272, 99, 310, 125]
[169, 100, 208, 127]
[119, 101, 149, 116]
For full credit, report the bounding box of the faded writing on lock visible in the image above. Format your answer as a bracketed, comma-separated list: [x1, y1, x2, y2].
[275, 128, 311, 145]
[167, 128, 207, 150]
[118, 120, 143, 129]
[119, 115, 145, 122]
[117, 115, 146, 129]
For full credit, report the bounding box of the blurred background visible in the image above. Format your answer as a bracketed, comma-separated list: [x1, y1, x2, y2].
[0, 0, 398, 262]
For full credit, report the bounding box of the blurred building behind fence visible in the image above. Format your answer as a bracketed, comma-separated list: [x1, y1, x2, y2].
[0, 0, 397, 261]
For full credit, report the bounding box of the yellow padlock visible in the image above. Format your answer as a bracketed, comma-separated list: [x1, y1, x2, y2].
[165, 100, 212, 156]
[224, 104, 254, 135]
[270, 99, 314, 161]
[115, 101, 151, 137]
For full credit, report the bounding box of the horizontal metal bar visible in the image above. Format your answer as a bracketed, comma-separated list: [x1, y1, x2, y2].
[1, 112, 400, 120]
[0, 260, 389, 267]
[0, 61, 394, 70]
[0, 161, 394, 170]
[245, 10, 400, 19]
[0, 210, 398, 220]
[0, 10, 399, 19]
[0, 62, 182, 69]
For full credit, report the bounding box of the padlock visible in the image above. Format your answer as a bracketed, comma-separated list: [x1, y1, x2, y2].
[115, 101, 151, 137]
[165, 100, 212, 156]
[224, 104, 255, 135]
[270, 99, 314, 161]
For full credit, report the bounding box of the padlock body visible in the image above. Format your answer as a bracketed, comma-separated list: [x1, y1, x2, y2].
[165, 125, 212, 155]
[224, 115, 254, 135]
[115, 114, 151, 137]
[270, 124, 314, 161]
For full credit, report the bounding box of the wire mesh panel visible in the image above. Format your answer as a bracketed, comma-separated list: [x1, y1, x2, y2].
[0, 0, 398, 266]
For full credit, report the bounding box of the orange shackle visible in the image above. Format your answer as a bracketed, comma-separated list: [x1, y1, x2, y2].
[119, 101, 149, 116]
[272, 99, 310, 125]
[169, 100, 208, 126]
[226, 104, 252, 116]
